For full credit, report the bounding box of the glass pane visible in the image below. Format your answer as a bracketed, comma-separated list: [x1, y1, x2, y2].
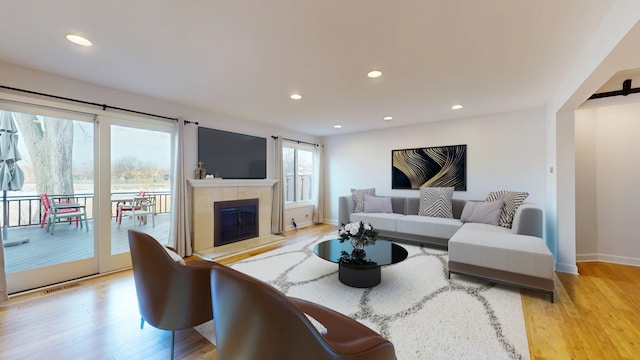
[297, 149, 313, 201]
[283, 147, 295, 202]
[110, 125, 171, 255]
[1, 110, 95, 273]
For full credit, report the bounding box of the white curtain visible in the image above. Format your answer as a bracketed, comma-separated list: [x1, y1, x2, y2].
[169, 118, 192, 256]
[271, 136, 285, 233]
[0, 231, 7, 302]
[313, 144, 324, 223]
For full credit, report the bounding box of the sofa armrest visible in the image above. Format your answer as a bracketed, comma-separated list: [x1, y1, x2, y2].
[338, 196, 354, 225]
[511, 203, 543, 238]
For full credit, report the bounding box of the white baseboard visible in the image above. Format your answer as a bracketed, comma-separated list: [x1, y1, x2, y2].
[555, 262, 579, 275]
[576, 253, 599, 262]
[325, 218, 339, 226]
[577, 253, 640, 267]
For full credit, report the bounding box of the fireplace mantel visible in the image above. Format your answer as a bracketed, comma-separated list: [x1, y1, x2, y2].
[187, 179, 277, 188]
[188, 178, 277, 251]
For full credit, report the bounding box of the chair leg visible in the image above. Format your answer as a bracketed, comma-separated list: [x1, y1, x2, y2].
[50, 215, 56, 235]
[40, 212, 48, 228]
[171, 330, 175, 360]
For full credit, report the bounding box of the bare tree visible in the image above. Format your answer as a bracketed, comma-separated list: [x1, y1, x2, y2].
[112, 156, 139, 181]
[13, 113, 74, 195]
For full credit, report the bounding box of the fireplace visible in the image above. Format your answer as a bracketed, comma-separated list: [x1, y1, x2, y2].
[214, 198, 259, 247]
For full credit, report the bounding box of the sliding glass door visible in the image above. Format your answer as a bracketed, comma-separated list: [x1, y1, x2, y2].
[108, 122, 172, 262]
[1, 104, 98, 294]
[1, 101, 175, 294]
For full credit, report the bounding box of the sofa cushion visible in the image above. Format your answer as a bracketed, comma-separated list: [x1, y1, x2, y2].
[459, 222, 511, 234]
[351, 188, 376, 213]
[363, 194, 393, 213]
[350, 212, 405, 232]
[460, 199, 503, 226]
[396, 215, 463, 239]
[418, 187, 454, 218]
[449, 229, 554, 279]
[485, 191, 529, 228]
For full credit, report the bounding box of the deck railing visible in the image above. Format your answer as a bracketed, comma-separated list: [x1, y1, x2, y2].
[2, 191, 172, 228]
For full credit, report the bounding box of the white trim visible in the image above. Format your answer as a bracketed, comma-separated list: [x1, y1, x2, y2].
[0, 97, 96, 121]
[553, 262, 579, 275]
[577, 253, 640, 267]
[284, 201, 314, 209]
[575, 253, 599, 262]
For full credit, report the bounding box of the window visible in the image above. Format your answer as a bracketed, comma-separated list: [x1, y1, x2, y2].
[283, 143, 314, 203]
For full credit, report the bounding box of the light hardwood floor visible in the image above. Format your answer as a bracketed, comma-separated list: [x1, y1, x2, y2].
[1, 224, 638, 359]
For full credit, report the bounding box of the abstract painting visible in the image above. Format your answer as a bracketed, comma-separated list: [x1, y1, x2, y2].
[392, 144, 466, 190]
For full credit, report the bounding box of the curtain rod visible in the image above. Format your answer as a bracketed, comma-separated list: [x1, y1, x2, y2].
[588, 79, 640, 100]
[0, 84, 198, 125]
[271, 135, 319, 147]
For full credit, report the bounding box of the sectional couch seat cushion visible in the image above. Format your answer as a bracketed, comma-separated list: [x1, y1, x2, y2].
[350, 212, 406, 232]
[448, 228, 554, 280]
[448, 225, 555, 301]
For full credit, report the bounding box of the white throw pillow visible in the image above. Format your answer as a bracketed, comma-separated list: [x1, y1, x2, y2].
[351, 188, 376, 213]
[460, 199, 504, 226]
[418, 187, 454, 218]
[364, 194, 393, 213]
[164, 247, 186, 265]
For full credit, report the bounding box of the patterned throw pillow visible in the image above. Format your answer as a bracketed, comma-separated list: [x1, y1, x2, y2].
[351, 188, 376, 213]
[485, 191, 529, 228]
[418, 187, 454, 218]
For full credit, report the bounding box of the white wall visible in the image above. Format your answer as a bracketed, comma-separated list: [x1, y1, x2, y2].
[575, 101, 640, 266]
[0, 60, 319, 181]
[322, 108, 548, 226]
[554, 110, 578, 273]
[545, 2, 640, 274]
[574, 109, 599, 258]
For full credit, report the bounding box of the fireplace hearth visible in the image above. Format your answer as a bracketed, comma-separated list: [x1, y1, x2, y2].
[214, 198, 259, 247]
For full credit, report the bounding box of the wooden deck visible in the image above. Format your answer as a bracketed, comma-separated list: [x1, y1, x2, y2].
[2, 214, 171, 273]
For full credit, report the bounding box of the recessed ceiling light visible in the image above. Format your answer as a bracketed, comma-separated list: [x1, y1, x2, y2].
[367, 70, 383, 78]
[334, 125, 342, 129]
[66, 34, 92, 47]
[290, 93, 302, 100]
[383, 116, 393, 121]
[451, 104, 464, 110]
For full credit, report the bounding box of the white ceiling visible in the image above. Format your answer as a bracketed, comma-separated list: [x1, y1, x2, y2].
[0, 0, 622, 136]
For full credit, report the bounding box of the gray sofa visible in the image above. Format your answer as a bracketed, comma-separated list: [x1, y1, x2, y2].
[338, 195, 555, 302]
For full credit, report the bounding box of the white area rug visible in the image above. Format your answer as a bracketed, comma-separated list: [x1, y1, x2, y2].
[196, 233, 530, 360]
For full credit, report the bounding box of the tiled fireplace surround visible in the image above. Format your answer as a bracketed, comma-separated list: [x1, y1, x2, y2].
[188, 179, 277, 252]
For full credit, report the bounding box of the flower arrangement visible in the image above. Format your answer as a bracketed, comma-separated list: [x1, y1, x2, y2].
[338, 221, 378, 250]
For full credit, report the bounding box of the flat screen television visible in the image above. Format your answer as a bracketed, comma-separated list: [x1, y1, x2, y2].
[197, 127, 267, 179]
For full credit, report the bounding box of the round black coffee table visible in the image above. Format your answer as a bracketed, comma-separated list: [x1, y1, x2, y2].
[314, 239, 408, 288]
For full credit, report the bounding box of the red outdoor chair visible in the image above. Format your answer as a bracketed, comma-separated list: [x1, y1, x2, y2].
[115, 190, 145, 223]
[40, 193, 80, 229]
